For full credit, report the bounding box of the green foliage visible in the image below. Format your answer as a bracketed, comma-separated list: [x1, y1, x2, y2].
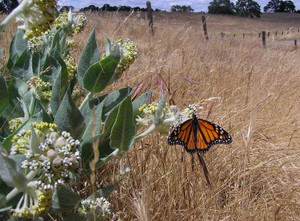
[264, 0, 295, 12]
[59, 5, 75, 13]
[82, 44, 120, 93]
[51, 186, 81, 211]
[0, 145, 27, 190]
[208, 0, 235, 15]
[171, 5, 194, 12]
[110, 96, 136, 154]
[0, 8, 151, 219]
[235, 0, 261, 18]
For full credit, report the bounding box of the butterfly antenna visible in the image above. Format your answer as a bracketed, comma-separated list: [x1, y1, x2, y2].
[197, 153, 211, 186]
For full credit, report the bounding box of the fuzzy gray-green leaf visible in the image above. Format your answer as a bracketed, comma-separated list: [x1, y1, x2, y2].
[0, 145, 27, 190]
[83, 44, 120, 93]
[51, 186, 80, 211]
[11, 50, 33, 82]
[77, 28, 100, 88]
[30, 126, 42, 154]
[132, 91, 152, 114]
[0, 77, 9, 116]
[110, 96, 136, 154]
[54, 89, 86, 139]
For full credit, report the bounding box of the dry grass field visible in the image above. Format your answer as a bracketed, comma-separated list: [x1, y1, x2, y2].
[1, 12, 300, 220]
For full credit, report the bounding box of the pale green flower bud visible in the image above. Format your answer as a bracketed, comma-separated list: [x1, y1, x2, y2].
[47, 149, 57, 160]
[52, 156, 62, 167]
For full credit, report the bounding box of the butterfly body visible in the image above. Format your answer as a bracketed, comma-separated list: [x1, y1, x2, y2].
[168, 114, 232, 153]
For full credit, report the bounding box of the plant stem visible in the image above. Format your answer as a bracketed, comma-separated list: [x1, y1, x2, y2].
[79, 92, 93, 111]
[5, 169, 39, 202]
[134, 117, 175, 142]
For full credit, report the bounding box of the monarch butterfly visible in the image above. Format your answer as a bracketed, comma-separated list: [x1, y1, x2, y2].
[168, 114, 232, 153]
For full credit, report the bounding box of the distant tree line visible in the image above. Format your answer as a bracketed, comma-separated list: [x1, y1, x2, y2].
[208, 0, 297, 18]
[171, 5, 194, 12]
[1, 0, 298, 17]
[78, 4, 163, 12]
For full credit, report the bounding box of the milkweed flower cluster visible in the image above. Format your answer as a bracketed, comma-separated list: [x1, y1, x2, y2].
[27, 76, 52, 103]
[136, 103, 197, 136]
[12, 184, 52, 218]
[27, 30, 50, 53]
[64, 54, 77, 82]
[137, 102, 171, 126]
[9, 118, 26, 132]
[111, 39, 138, 81]
[77, 197, 112, 219]
[16, 0, 57, 39]
[25, 11, 86, 53]
[10, 122, 82, 190]
[136, 102, 172, 135]
[54, 11, 87, 36]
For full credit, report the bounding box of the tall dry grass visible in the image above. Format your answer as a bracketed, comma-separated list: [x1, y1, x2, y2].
[1, 12, 300, 220]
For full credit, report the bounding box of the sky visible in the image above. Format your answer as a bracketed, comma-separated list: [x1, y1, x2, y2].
[57, 0, 300, 12]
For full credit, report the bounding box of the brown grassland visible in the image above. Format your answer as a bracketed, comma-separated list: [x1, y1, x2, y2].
[1, 12, 300, 220]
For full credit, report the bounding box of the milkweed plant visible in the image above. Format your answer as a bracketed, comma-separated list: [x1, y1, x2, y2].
[0, 0, 190, 219]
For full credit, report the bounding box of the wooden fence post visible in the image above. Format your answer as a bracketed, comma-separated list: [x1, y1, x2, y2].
[262, 31, 266, 47]
[146, 1, 153, 35]
[275, 31, 277, 37]
[295, 40, 297, 49]
[243, 33, 245, 39]
[201, 15, 209, 41]
[259, 32, 261, 38]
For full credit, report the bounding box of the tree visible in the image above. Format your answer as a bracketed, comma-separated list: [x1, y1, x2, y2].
[59, 6, 75, 13]
[0, 0, 18, 14]
[100, 4, 118, 11]
[171, 5, 194, 12]
[79, 5, 100, 12]
[133, 7, 141, 11]
[208, 0, 235, 15]
[118, 5, 131, 11]
[264, 0, 295, 12]
[235, 0, 261, 18]
[279, 1, 295, 12]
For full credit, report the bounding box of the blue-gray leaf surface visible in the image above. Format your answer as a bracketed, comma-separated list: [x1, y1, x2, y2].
[110, 96, 136, 154]
[77, 28, 100, 87]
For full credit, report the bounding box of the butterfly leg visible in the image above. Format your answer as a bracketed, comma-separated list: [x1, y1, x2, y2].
[197, 152, 211, 186]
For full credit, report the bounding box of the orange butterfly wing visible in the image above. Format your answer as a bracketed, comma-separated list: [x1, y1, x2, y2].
[168, 114, 232, 153]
